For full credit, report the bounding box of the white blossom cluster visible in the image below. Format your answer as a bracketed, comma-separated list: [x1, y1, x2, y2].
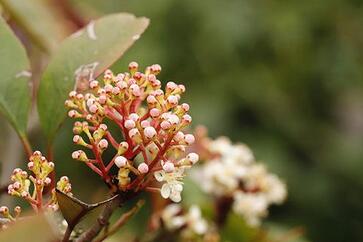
[196, 137, 287, 226]
[161, 204, 208, 236]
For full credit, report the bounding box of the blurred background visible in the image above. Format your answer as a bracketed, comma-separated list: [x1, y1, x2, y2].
[1, 1, 363, 241]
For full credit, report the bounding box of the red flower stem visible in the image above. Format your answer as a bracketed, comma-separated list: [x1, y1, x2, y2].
[105, 131, 119, 149]
[130, 135, 174, 189]
[144, 187, 160, 193]
[85, 162, 103, 176]
[36, 185, 43, 211]
[91, 144, 108, 179]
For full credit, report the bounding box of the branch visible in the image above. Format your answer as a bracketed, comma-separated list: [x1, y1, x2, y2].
[94, 200, 145, 242]
[75, 195, 122, 242]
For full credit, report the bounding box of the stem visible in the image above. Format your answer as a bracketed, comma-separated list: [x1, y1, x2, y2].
[62, 224, 75, 242]
[47, 143, 56, 190]
[19, 134, 33, 158]
[215, 196, 233, 228]
[75, 196, 122, 242]
[94, 200, 145, 242]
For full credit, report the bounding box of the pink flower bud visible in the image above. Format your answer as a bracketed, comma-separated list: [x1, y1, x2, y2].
[33, 151, 42, 156]
[182, 114, 192, 123]
[69, 91, 77, 98]
[184, 134, 195, 145]
[141, 120, 150, 128]
[144, 127, 157, 139]
[129, 61, 139, 70]
[174, 131, 185, 142]
[151, 79, 161, 87]
[129, 128, 140, 138]
[150, 108, 161, 118]
[187, 153, 199, 164]
[44, 177, 51, 185]
[27, 161, 34, 170]
[129, 113, 140, 122]
[160, 120, 171, 130]
[147, 95, 157, 104]
[61, 176, 69, 182]
[150, 64, 161, 74]
[0, 206, 9, 214]
[163, 161, 175, 173]
[167, 95, 178, 105]
[168, 114, 180, 125]
[14, 206, 21, 214]
[133, 72, 144, 80]
[115, 156, 127, 168]
[98, 139, 109, 149]
[178, 84, 186, 93]
[20, 172, 27, 179]
[76, 94, 84, 100]
[13, 182, 21, 190]
[138, 163, 149, 174]
[99, 124, 108, 131]
[130, 84, 141, 96]
[89, 104, 98, 113]
[72, 150, 82, 159]
[48, 162, 55, 169]
[116, 81, 127, 90]
[89, 80, 99, 89]
[86, 98, 95, 107]
[98, 95, 107, 104]
[104, 84, 113, 93]
[116, 73, 125, 82]
[148, 74, 156, 83]
[128, 78, 136, 85]
[124, 119, 136, 129]
[73, 135, 81, 143]
[21, 191, 28, 198]
[166, 81, 177, 91]
[181, 103, 190, 112]
[112, 87, 121, 95]
[153, 89, 164, 96]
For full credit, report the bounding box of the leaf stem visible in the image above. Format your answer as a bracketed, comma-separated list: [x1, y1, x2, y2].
[19, 134, 33, 158]
[75, 195, 122, 242]
[94, 200, 145, 242]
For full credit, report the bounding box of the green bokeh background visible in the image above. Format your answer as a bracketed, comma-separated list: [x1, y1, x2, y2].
[1, 1, 363, 241]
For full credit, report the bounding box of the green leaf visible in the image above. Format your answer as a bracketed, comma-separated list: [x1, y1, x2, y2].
[0, 0, 68, 52]
[56, 189, 119, 226]
[0, 16, 31, 136]
[37, 13, 149, 142]
[0, 214, 56, 242]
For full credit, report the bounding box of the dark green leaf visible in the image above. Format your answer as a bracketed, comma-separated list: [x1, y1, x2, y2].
[37, 13, 149, 141]
[0, 16, 31, 136]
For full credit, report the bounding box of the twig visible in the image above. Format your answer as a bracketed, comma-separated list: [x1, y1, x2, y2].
[94, 200, 145, 242]
[75, 195, 122, 242]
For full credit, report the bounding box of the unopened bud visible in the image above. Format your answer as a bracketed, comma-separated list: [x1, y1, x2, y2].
[115, 156, 127, 168]
[138, 163, 149, 174]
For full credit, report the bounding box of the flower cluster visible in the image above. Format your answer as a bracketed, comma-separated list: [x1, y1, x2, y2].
[66, 62, 198, 202]
[195, 137, 287, 226]
[161, 204, 208, 237]
[4, 151, 72, 214]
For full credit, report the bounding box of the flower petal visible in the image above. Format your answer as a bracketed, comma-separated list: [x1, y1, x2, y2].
[161, 184, 171, 198]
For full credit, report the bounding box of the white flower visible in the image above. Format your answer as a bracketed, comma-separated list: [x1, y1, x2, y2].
[232, 192, 268, 227]
[161, 204, 185, 230]
[195, 136, 287, 227]
[154, 168, 185, 202]
[161, 204, 208, 235]
[184, 205, 208, 235]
